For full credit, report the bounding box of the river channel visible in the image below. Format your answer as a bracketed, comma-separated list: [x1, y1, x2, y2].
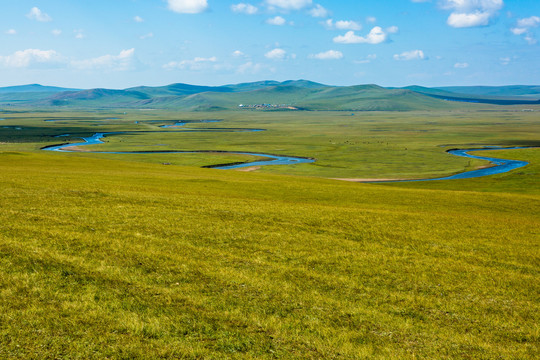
[42, 131, 532, 180]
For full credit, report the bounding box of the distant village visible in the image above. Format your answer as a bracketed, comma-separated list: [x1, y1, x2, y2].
[238, 104, 298, 110]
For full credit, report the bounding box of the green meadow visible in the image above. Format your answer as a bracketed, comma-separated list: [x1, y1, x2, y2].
[0, 108, 539, 359]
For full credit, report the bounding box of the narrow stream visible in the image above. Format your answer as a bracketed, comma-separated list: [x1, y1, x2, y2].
[42, 132, 315, 169]
[42, 132, 533, 179]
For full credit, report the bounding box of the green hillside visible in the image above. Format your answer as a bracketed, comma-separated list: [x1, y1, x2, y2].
[1, 81, 539, 110]
[0, 84, 79, 93]
[436, 85, 540, 98]
[0, 150, 538, 359]
[0, 81, 464, 111]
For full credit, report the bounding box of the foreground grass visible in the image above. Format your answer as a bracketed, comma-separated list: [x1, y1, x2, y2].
[0, 152, 538, 359]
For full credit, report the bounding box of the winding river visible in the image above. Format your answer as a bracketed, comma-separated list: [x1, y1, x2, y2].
[42, 131, 533, 180]
[43, 132, 315, 169]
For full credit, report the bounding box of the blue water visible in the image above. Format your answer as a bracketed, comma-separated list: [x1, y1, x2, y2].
[43, 132, 314, 168]
[160, 119, 222, 128]
[160, 122, 186, 128]
[383, 147, 532, 182]
[42, 132, 533, 178]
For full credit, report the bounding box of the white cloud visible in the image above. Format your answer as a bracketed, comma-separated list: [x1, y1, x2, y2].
[333, 27, 392, 44]
[75, 30, 84, 39]
[163, 56, 218, 70]
[140, 32, 154, 39]
[231, 3, 258, 14]
[167, 0, 208, 14]
[511, 16, 540, 44]
[325, 19, 362, 31]
[366, 16, 377, 23]
[441, 0, 503, 12]
[237, 61, 259, 74]
[52, 29, 62, 36]
[232, 50, 245, 57]
[266, 16, 287, 25]
[393, 50, 425, 60]
[134, 16, 144, 22]
[71, 49, 135, 71]
[26, 7, 52, 22]
[524, 35, 537, 45]
[265, 0, 312, 11]
[309, 4, 329, 18]
[510, 27, 527, 35]
[309, 50, 343, 60]
[454, 62, 469, 68]
[441, 0, 503, 28]
[447, 11, 492, 27]
[6, 29, 16, 35]
[237, 61, 270, 74]
[335, 20, 361, 31]
[265, 48, 286, 60]
[0, 49, 62, 68]
[387, 26, 399, 33]
[354, 53, 377, 64]
[517, 16, 540, 28]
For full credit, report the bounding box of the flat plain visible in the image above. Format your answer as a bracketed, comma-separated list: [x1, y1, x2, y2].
[0, 107, 539, 359]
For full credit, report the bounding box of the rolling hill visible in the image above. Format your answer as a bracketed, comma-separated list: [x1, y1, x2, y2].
[0, 81, 538, 111]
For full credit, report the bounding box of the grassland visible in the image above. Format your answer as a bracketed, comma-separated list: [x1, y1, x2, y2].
[1, 108, 539, 180]
[0, 107, 539, 358]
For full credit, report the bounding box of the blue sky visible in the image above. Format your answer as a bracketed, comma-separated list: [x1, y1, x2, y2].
[1, 0, 539, 88]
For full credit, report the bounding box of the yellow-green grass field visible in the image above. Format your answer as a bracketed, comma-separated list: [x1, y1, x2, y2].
[0, 108, 539, 359]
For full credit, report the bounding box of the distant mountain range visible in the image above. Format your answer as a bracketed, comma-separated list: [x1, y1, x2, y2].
[0, 80, 538, 111]
[0, 84, 80, 93]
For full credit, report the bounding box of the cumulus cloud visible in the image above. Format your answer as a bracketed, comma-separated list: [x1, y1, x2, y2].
[393, 50, 425, 60]
[511, 16, 540, 44]
[324, 19, 361, 31]
[134, 16, 144, 22]
[333, 26, 394, 44]
[265, 0, 312, 11]
[231, 3, 258, 14]
[366, 16, 377, 23]
[517, 16, 540, 28]
[0, 49, 62, 68]
[232, 50, 245, 57]
[167, 0, 208, 14]
[309, 50, 343, 60]
[52, 29, 62, 36]
[454, 62, 469, 68]
[163, 56, 217, 70]
[441, 0, 503, 28]
[510, 27, 527, 35]
[6, 29, 16, 35]
[336, 20, 361, 30]
[309, 4, 329, 18]
[26, 7, 52, 22]
[265, 48, 286, 60]
[447, 11, 491, 27]
[71, 49, 136, 71]
[266, 16, 287, 25]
